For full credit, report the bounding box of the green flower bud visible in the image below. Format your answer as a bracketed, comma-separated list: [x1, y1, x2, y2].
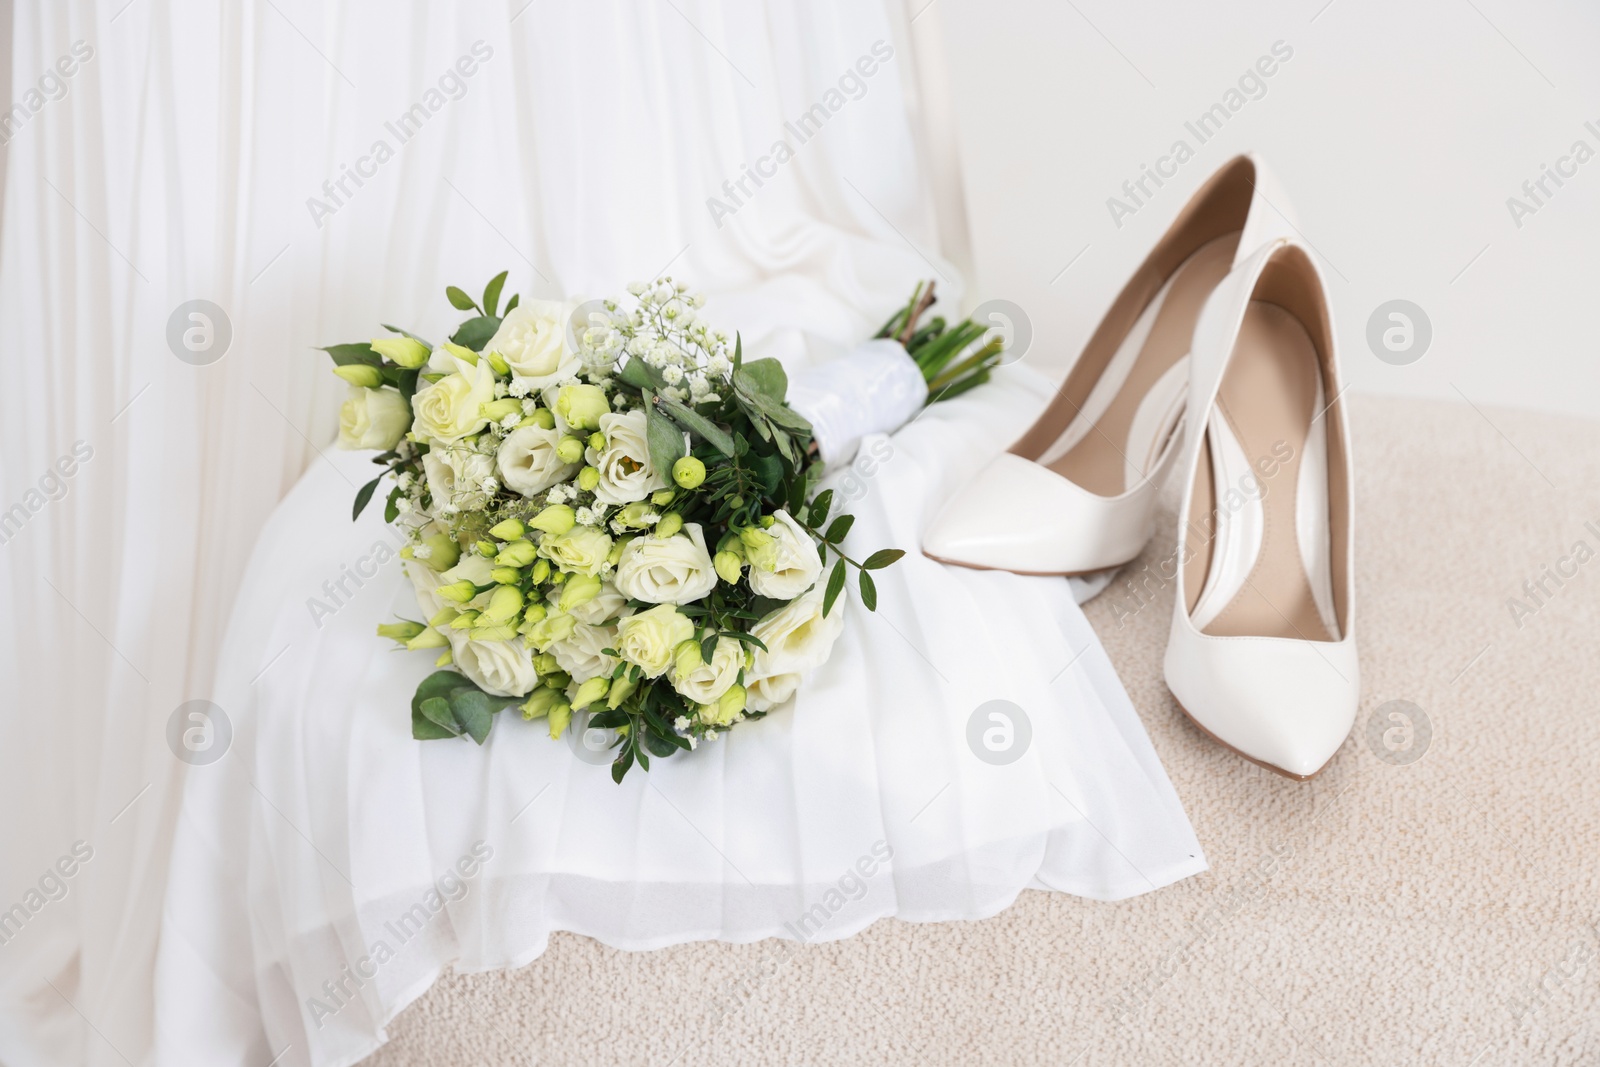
[437, 579, 479, 603]
[483, 585, 524, 623]
[577, 466, 601, 491]
[526, 407, 556, 430]
[606, 674, 637, 709]
[556, 383, 609, 430]
[587, 431, 606, 450]
[560, 573, 603, 612]
[760, 514, 776, 528]
[495, 539, 537, 567]
[556, 436, 585, 464]
[713, 550, 744, 585]
[613, 502, 655, 530]
[449, 610, 481, 630]
[370, 336, 430, 368]
[738, 527, 779, 572]
[608, 536, 631, 567]
[475, 540, 497, 558]
[405, 627, 450, 651]
[549, 570, 567, 584]
[547, 700, 574, 740]
[651, 488, 677, 506]
[672, 456, 706, 489]
[521, 685, 566, 721]
[570, 676, 610, 710]
[333, 364, 383, 388]
[517, 603, 548, 632]
[427, 606, 460, 628]
[377, 620, 426, 643]
[489, 517, 525, 540]
[438, 341, 478, 365]
[469, 622, 518, 642]
[541, 670, 572, 690]
[485, 349, 510, 375]
[530, 559, 551, 584]
[434, 648, 453, 667]
[418, 534, 460, 573]
[490, 566, 521, 585]
[532, 653, 561, 675]
[527, 505, 576, 536]
[700, 684, 746, 726]
[673, 638, 703, 679]
[656, 513, 684, 539]
[524, 612, 577, 651]
[481, 397, 522, 422]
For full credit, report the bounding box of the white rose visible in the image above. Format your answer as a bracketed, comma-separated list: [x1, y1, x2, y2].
[485, 299, 582, 389]
[448, 633, 539, 697]
[338, 386, 410, 450]
[423, 444, 496, 512]
[411, 357, 495, 444]
[550, 621, 620, 683]
[745, 671, 801, 713]
[749, 586, 844, 677]
[613, 523, 717, 605]
[539, 526, 613, 577]
[591, 410, 669, 505]
[405, 558, 449, 615]
[496, 424, 579, 498]
[615, 603, 695, 678]
[747, 510, 822, 599]
[670, 636, 742, 705]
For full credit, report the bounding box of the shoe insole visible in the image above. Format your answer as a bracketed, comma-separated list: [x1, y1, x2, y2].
[1184, 300, 1337, 642]
[1048, 234, 1237, 496]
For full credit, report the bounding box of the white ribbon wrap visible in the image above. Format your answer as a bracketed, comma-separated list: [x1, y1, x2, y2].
[787, 339, 929, 464]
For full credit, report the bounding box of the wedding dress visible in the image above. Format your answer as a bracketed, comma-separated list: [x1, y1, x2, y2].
[70, 3, 1206, 1065]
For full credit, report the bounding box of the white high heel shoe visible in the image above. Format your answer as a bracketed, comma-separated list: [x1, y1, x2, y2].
[923, 154, 1298, 575]
[1163, 237, 1358, 780]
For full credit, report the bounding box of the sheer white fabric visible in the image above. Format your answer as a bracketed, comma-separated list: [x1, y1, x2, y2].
[0, 3, 1200, 1066]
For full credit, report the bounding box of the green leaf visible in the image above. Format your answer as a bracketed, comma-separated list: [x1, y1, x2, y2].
[862, 548, 906, 570]
[482, 270, 508, 318]
[397, 368, 421, 405]
[378, 324, 433, 349]
[413, 672, 471, 739]
[449, 688, 496, 744]
[645, 398, 687, 475]
[383, 486, 403, 524]
[824, 514, 854, 543]
[611, 743, 635, 784]
[657, 394, 736, 456]
[321, 343, 381, 368]
[352, 476, 382, 521]
[808, 490, 834, 526]
[858, 569, 878, 611]
[449, 315, 500, 352]
[587, 707, 629, 730]
[733, 358, 789, 404]
[643, 729, 679, 758]
[446, 285, 479, 312]
[822, 558, 846, 617]
[503, 293, 520, 314]
[418, 697, 460, 738]
[618, 358, 665, 391]
[749, 453, 784, 496]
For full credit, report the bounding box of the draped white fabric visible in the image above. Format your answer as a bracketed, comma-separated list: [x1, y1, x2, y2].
[0, 3, 1199, 1065]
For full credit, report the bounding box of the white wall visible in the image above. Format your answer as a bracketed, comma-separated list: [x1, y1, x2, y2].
[939, 0, 1600, 420]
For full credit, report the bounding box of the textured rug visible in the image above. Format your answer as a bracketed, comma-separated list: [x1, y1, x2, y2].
[362, 394, 1600, 1066]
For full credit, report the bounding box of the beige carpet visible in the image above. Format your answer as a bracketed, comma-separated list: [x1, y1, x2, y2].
[364, 395, 1600, 1066]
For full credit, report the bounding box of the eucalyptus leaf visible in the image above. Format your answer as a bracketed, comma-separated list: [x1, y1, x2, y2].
[418, 697, 460, 738]
[483, 270, 508, 318]
[645, 402, 687, 475]
[449, 315, 500, 352]
[449, 688, 496, 744]
[657, 394, 736, 456]
[733, 357, 789, 404]
[822, 558, 847, 617]
[617, 358, 664, 391]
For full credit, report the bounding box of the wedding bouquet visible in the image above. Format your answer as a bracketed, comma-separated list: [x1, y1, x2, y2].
[328, 273, 901, 781]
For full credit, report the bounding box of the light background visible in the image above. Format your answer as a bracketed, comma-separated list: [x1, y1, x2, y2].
[939, 0, 1600, 419]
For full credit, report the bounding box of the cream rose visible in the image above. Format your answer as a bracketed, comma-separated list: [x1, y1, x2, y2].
[496, 424, 579, 498]
[613, 523, 717, 605]
[749, 586, 844, 677]
[338, 386, 410, 450]
[747, 510, 823, 599]
[670, 636, 742, 705]
[423, 444, 496, 512]
[448, 633, 539, 697]
[590, 410, 669, 505]
[411, 356, 495, 444]
[615, 604, 694, 678]
[538, 525, 613, 577]
[745, 671, 801, 712]
[485, 299, 582, 389]
[550, 621, 620, 683]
